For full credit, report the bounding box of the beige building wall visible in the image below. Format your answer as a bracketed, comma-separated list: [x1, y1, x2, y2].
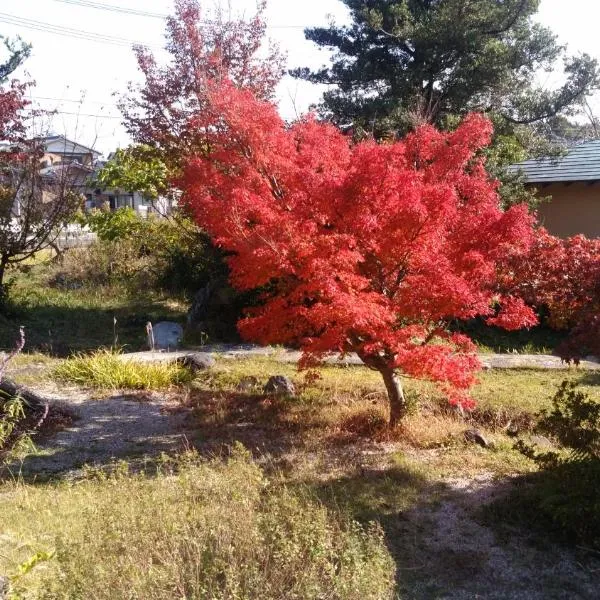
[533, 182, 600, 239]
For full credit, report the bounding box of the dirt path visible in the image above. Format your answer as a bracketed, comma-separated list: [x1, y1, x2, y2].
[123, 345, 600, 370]
[396, 475, 600, 599]
[5, 384, 194, 479]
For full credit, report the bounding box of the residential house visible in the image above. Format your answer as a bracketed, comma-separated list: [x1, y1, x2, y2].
[510, 140, 600, 238]
[37, 136, 171, 216]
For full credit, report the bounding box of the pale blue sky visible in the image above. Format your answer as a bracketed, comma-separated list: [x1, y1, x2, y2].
[1, 0, 598, 154]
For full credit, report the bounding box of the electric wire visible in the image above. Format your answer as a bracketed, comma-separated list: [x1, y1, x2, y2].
[0, 11, 160, 48]
[48, 0, 312, 28]
[51, 0, 166, 19]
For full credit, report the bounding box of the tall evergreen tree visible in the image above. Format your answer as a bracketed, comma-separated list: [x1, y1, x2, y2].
[0, 36, 30, 83]
[293, 0, 599, 157]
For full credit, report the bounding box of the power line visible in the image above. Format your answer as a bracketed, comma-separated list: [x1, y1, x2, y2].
[50, 0, 313, 29]
[30, 95, 119, 107]
[0, 11, 160, 48]
[51, 0, 166, 19]
[24, 107, 122, 119]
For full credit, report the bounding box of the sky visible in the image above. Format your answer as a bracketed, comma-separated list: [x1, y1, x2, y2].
[1, 0, 600, 155]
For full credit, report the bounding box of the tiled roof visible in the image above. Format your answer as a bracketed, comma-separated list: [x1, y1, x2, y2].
[509, 140, 600, 183]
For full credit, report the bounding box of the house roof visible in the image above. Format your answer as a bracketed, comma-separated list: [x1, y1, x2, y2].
[39, 135, 102, 157]
[509, 139, 600, 183]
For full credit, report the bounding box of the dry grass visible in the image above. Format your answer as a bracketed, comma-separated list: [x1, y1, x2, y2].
[0, 449, 395, 600]
[187, 357, 600, 477]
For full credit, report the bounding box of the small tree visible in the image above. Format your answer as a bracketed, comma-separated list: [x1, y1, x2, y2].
[0, 43, 82, 294]
[182, 82, 537, 425]
[0, 141, 83, 291]
[94, 145, 169, 202]
[120, 0, 285, 172]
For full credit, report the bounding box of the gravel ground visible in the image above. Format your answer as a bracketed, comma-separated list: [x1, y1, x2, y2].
[4, 383, 194, 479]
[397, 475, 600, 599]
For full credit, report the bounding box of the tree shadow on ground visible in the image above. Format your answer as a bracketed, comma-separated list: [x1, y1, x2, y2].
[577, 371, 600, 386]
[309, 468, 600, 600]
[185, 388, 393, 464]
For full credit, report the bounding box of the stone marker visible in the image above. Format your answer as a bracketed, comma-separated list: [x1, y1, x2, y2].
[152, 322, 184, 350]
[530, 435, 553, 449]
[264, 375, 296, 396]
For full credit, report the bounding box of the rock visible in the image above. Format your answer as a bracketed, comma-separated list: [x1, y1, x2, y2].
[464, 428, 489, 448]
[176, 353, 215, 372]
[505, 422, 520, 437]
[530, 435, 554, 449]
[236, 376, 259, 392]
[0, 575, 8, 599]
[264, 375, 296, 396]
[151, 322, 184, 350]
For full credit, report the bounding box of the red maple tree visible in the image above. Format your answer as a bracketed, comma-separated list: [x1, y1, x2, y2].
[182, 82, 538, 425]
[508, 230, 600, 361]
[0, 81, 25, 141]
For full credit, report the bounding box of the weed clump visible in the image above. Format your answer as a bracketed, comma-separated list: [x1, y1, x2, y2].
[341, 407, 388, 437]
[1, 448, 396, 599]
[53, 350, 192, 390]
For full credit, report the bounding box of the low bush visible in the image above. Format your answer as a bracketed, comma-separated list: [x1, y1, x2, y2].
[515, 381, 600, 548]
[53, 350, 192, 390]
[52, 237, 151, 288]
[1, 449, 395, 599]
[66, 208, 223, 295]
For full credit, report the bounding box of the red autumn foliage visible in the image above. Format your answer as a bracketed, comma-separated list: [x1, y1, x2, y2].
[121, 0, 285, 169]
[0, 80, 26, 141]
[508, 230, 600, 361]
[181, 81, 538, 424]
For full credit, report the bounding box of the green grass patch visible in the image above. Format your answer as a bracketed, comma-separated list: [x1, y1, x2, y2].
[53, 350, 192, 390]
[0, 449, 395, 599]
[452, 319, 566, 354]
[0, 262, 187, 356]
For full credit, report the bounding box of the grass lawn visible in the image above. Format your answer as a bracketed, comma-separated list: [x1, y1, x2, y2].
[0, 260, 187, 356]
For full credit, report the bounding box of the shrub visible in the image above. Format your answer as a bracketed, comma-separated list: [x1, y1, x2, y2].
[57, 210, 256, 341]
[2, 449, 396, 599]
[506, 231, 600, 361]
[63, 209, 237, 299]
[52, 237, 151, 288]
[53, 350, 192, 390]
[515, 381, 600, 548]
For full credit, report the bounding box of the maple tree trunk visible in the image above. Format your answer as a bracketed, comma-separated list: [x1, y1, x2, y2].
[0, 254, 8, 290]
[380, 368, 408, 427]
